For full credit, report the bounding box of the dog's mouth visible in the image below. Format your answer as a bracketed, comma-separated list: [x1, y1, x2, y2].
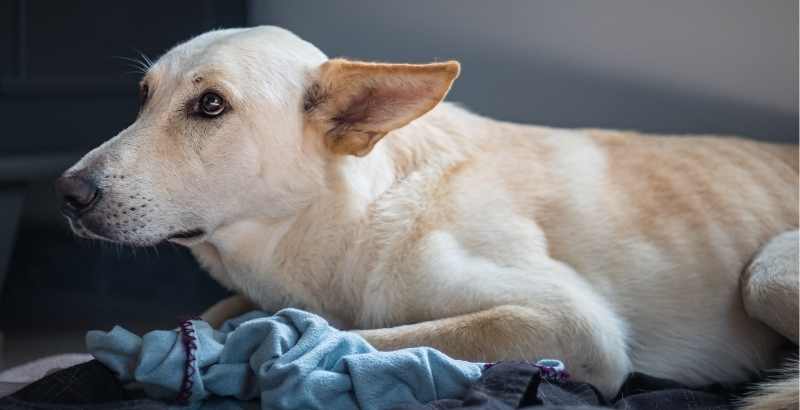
[68, 215, 206, 247]
[166, 228, 206, 245]
[68, 218, 113, 242]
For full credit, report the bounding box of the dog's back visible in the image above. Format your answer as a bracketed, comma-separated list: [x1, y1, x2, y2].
[420, 109, 797, 384]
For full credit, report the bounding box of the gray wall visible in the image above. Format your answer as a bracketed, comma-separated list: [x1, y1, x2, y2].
[249, 1, 798, 142]
[1, 1, 796, 335]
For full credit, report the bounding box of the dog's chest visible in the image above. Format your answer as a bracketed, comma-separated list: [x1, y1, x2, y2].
[218, 248, 352, 323]
[201, 164, 555, 329]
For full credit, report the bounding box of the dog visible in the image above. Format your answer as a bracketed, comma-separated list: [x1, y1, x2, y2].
[56, 27, 798, 408]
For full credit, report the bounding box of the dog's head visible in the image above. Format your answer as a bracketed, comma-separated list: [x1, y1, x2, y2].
[56, 26, 459, 246]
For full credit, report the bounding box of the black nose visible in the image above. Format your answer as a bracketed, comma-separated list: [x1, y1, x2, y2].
[55, 174, 100, 218]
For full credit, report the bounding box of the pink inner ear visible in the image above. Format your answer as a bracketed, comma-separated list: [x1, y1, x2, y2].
[334, 79, 435, 129]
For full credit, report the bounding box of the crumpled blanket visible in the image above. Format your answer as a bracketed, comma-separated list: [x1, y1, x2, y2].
[86, 308, 484, 410]
[0, 357, 752, 410]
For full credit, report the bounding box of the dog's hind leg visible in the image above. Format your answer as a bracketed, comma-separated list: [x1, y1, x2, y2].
[724, 230, 798, 410]
[741, 229, 799, 344]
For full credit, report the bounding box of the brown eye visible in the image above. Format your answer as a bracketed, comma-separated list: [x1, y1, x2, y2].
[199, 92, 225, 117]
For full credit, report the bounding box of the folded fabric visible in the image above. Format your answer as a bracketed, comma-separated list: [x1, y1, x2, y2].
[86, 308, 484, 410]
[0, 359, 166, 409]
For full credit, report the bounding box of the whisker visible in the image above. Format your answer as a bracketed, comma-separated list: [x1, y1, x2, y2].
[113, 56, 147, 69]
[112, 54, 151, 75]
[136, 49, 154, 68]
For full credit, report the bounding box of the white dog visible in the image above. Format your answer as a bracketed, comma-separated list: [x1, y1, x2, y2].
[57, 27, 798, 408]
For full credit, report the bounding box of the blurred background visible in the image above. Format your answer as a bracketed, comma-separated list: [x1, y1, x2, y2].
[0, 0, 797, 368]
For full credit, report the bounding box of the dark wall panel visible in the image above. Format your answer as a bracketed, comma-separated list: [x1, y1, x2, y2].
[0, 0, 245, 331]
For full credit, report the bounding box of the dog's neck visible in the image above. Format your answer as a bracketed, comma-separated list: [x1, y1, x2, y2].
[330, 110, 481, 208]
[196, 103, 486, 315]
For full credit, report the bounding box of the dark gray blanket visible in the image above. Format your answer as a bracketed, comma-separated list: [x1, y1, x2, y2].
[0, 359, 756, 410]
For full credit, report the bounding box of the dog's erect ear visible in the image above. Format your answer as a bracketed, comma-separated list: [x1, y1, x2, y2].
[304, 58, 460, 156]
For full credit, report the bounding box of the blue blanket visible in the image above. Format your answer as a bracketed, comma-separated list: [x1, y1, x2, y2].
[86, 308, 485, 410]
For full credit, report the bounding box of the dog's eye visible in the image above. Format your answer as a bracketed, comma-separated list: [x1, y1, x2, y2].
[199, 92, 225, 117]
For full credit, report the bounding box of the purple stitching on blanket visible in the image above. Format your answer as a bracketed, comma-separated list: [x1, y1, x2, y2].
[535, 359, 570, 382]
[481, 359, 570, 382]
[175, 319, 198, 405]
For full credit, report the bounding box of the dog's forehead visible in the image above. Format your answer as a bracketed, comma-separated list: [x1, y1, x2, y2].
[147, 26, 327, 96]
[156, 27, 325, 75]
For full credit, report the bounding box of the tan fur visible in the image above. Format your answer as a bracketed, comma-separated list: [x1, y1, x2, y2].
[60, 27, 798, 407]
[306, 59, 459, 156]
[738, 363, 799, 410]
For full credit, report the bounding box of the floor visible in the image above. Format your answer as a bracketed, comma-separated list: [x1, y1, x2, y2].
[0, 319, 163, 371]
[0, 211, 228, 371]
[0, 330, 87, 370]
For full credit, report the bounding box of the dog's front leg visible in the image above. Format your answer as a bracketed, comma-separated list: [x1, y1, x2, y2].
[200, 294, 258, 328]
[355, 272, 631, 397]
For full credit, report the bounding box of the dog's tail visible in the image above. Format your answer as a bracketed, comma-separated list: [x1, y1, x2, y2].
[739, 360, 798, 410]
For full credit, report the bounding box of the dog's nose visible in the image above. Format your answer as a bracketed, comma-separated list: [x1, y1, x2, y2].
[55, 174, 100, 217]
